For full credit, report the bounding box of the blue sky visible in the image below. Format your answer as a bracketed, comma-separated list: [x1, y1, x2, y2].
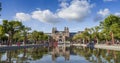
[0, 0, 120, 33]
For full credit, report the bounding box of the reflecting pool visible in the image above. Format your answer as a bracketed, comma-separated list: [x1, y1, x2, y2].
[0, 46, 120, 63]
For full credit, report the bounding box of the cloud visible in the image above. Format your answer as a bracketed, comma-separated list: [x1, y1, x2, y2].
[114, 12, 120, 17]
[14, 0, 93, 23]
[0, 19, 3, 24]
[95, 8, 120, 22]
[94, 8, 110, 21]
[32, 10, 61, 23]
[94, 15, 104, 22]
[97, 8, 110, 17]
[59, 1, 69, 8]
[15, 12, 31, 21]
[0, 18, 3, 21]
[58, 0, 93, 21]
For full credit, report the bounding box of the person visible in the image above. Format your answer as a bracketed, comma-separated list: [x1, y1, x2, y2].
[23, 41, 25, 45]
[17, 42, 20, 46]
[0, 43, 1, 47]
[117, 40, 119, 45]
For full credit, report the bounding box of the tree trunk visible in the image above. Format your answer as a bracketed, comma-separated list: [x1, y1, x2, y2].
[7, 36, 10, 46]
[24, 35, 27, 45]
[83, 39, 85, 44]
[111, 32, 114, 45]
[97, 38, 98, 44]
[34, 40, 36, 44]
[7, 31, 13, 46]
[10, 35, 13, 46]
[106, 39, 108, 45]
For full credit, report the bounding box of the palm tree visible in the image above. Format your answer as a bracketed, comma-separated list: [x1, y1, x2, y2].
[31, 31, 43, 44]
[73, 28, 91, 44]
[100, 15, 120, 45]
[91, 26, 100, 44]
[21, 25, 31, 45]
[82, 28, 91, 44]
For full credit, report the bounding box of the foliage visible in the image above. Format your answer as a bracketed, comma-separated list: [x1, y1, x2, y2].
[30, 30, 48, 44]
[73, 15, 120, 44]
[0, 20, 48, 45]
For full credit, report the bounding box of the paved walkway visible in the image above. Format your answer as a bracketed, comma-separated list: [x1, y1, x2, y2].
[1, 44, 120, 51]
[0, 44, 45, 51]
[73, 44, 120, 51]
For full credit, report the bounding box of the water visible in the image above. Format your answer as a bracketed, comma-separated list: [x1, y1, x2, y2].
[0, 46, 120, 63]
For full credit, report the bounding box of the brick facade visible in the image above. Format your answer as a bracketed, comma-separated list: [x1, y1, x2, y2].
[52, 27, 69, 42]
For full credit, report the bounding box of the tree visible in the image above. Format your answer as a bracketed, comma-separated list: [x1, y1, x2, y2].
[73, 28, 91, 44]
[0, 25, 5, 43]
[90, 26, 100, 44]
[21, 25, 31, 45]
[13, 31, 21, 43]
[31, 31, 43, 44]
[2, 20, 23, 45]
[30, 31, 48, 44]
[110, 23, 120, 40]
[82, 28, 91, 44]
[100, 15, 120, 44]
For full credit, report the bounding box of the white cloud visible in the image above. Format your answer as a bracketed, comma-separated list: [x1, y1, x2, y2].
[114, 12, 120, 16]
[0, 18, 3, 21]
[95, 8, 110, 21]
[32, 10, 61, 23]
[58, 0, 93, 21]
[60, 1, 69, 8]
[15, 13, 31, 21]
[0, 19, 3, 24]
[14, 0, 93, 23]
[94, 15, 103, 22]
[59, 0, 69, 8]
[97, 8, 110, 17]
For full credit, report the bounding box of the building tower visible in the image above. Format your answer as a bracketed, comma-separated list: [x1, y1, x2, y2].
[52, 27, 70, 42]
[64, 27, 69, 41]
[52, 27, 57, 41]
[64, 27, 69, 37]
[52, 27, 57, 33]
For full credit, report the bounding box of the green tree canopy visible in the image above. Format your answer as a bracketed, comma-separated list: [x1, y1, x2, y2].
[2, 20, 23, 45]
[100, 15, 120, 40]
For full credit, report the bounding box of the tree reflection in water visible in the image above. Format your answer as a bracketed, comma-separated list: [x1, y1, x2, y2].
[0, 46, 120, 63]
[73, 46, 120, 63]
[31, 47, 48, 60]
[0, 47, 48, 63]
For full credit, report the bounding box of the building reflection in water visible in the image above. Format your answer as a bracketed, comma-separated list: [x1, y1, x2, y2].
[1, 46, 120, 63]
[51, 45, 70, 61]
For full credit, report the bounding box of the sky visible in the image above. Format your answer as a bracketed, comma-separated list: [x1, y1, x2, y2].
[0, 0, 120, 33]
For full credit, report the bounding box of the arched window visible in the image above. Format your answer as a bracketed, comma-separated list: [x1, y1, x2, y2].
[59, 39, 62, 42]
[59, 36, 62, 38]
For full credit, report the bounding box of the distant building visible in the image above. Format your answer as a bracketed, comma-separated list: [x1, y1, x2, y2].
[52, 27, 69, 42]
[45, 27, 83, 42]
[77, 31, 84, 34]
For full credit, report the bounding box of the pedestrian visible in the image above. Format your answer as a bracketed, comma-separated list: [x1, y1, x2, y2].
[23, 41, 25, 45]
[0, 43, 1, 47]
